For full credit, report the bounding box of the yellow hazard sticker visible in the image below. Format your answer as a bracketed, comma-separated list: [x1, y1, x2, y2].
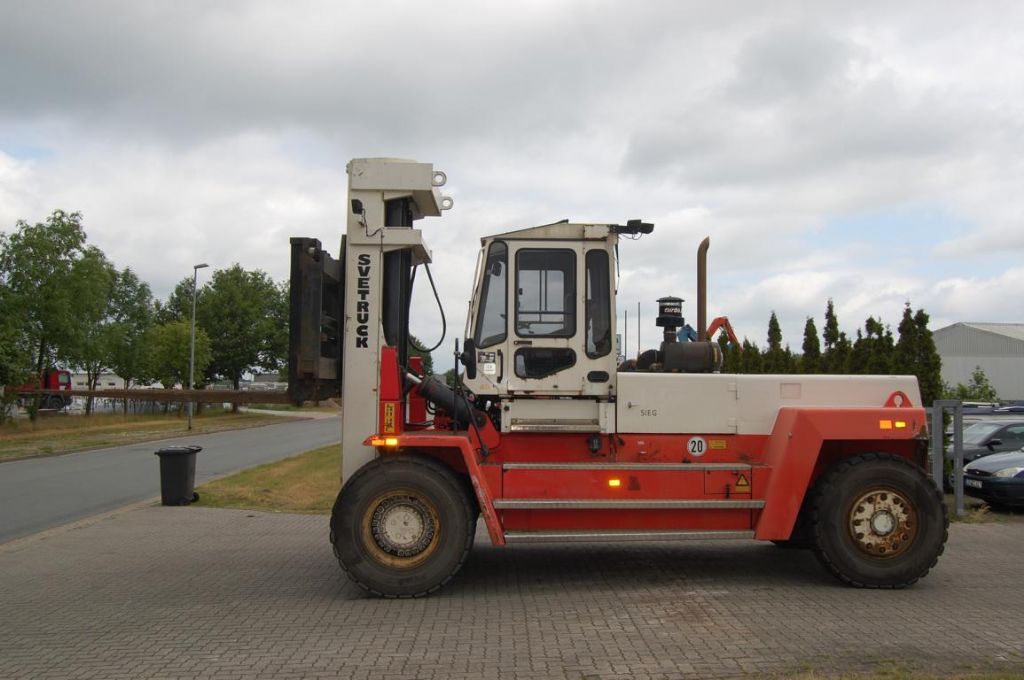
[709, 439, 727, 450]
[735, 473, 750, 490]
[383, 403, 396, 433]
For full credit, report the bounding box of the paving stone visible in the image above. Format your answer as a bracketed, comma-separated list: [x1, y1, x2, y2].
[0, 507, 1021, 678]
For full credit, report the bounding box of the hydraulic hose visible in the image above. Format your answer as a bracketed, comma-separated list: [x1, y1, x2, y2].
[407, 262, 447, 354]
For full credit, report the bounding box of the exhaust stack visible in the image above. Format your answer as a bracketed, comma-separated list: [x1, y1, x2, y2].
[697, 237, 709, 341]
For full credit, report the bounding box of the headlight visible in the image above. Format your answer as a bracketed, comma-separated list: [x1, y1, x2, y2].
[993, 467, 1024, 478]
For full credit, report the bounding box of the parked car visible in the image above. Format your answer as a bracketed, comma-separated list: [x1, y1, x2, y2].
[994, 405, 1024, 414]
[964, 449, 1024, 508]
[947, 420, 1024, 464]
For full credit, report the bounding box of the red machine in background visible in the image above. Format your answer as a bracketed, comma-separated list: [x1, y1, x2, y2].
[8, 368, 73, 410]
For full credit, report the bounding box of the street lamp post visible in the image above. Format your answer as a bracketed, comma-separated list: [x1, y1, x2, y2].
[188, 263, 209, 431]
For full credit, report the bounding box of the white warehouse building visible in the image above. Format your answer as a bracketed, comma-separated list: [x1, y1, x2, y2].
[933, 323, 1024, 401]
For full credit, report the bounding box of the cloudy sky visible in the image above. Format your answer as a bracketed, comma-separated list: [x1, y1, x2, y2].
[2, 1, 1022, 370]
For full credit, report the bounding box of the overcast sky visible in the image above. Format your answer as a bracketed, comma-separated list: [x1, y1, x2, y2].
[2, 1, 1022, 370]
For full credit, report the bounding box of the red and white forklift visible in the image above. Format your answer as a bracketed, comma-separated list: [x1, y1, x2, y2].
[288, 158, 946, 598]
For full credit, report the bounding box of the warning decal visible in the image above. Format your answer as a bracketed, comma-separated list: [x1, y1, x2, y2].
[735, 473, 750, 491]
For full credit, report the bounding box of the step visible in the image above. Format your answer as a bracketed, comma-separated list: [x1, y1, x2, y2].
[504, 529, 756, 543]
[502, 462, 752, 471]
[492, 498, 765, 510]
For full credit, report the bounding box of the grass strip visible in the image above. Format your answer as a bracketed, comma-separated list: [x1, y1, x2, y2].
[0, 411, 294, 461]
[193, 443, 340, 514]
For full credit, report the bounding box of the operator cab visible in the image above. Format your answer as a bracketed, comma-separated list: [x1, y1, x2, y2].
[464, 221, 621, 401]
[462, 219, 722, 434]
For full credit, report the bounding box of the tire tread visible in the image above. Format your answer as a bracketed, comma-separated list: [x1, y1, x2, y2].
[330, 454, 476, 598]
[809, 452, 948, 589]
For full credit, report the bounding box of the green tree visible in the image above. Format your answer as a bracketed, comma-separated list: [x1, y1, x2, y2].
[763, 311, 790, 373]
[850, 317, 892, 375]
[0, 210, 104, 378]
[407, 334, 435, 375]
[821, 299, 841, 373]
[155, 276, 197, 324]
[866, 317, 894, 374]
[0, 298, 31, 422]
[146, 321, 212, 390]
[717, 329, 742, 373]
[946, 366, 998, 402]
[849, 329, 868, 374]
[894, 305, 943, 406]
[830, 331, 852, 374]
[913, 309, 943, 406]
[739, 338, 763, 373]
[0, 285, 31, 387]
[62, 253, 117, 413]
[196, 265, 287, 398]
[801, 317, 821, 373]
[105, 269, 156, 411]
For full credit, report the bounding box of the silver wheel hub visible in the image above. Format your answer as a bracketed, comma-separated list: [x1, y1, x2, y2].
[380, 505, 425, 549]
[848, 488, 917, 557]
[870, 510, 896, 536]
[370, 495, 437, 558]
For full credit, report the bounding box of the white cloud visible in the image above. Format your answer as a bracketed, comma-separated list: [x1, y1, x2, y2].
[2, 1, 1024, 372]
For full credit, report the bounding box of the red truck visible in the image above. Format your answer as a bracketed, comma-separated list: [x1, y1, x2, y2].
[9, 369, 73, 410]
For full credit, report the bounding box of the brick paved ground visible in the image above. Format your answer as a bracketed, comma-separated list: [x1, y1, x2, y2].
[1, 507, 1022, 679]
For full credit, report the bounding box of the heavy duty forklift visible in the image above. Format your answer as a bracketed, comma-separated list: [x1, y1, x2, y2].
[289, 158, 947, 598]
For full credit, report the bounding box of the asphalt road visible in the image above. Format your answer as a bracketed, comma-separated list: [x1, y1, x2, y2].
[0, 415, 341, 544]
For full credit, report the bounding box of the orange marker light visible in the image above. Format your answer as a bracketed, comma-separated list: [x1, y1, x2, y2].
[879, 420, 893, 430]
[370, 437, 400, 447]
[895, 421, 907, 429]
[608, 478, 621, 488]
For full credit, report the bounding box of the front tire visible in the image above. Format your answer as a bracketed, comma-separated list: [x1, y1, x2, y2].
[330, 455, 476, 598]
[810, 453, 948, 588]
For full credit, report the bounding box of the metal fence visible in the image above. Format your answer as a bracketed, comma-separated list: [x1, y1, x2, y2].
[930, 399, 964, 517]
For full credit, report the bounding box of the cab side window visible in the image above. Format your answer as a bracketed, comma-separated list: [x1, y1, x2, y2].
[585, 250, 611, 358]
[516, 249, 575, 337]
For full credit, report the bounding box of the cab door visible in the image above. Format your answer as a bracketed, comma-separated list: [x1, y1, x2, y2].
[504, 241, 614, 396]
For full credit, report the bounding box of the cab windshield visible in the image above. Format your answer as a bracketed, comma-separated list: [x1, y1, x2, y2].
[473, 241, 508, 347]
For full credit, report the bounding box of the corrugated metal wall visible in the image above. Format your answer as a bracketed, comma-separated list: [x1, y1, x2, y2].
[934, 324, 1024, 400]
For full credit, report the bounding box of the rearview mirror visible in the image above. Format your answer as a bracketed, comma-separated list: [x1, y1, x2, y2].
[461, 338, 477, 380]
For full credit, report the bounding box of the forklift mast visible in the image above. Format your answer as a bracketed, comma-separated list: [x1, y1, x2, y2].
[288, 158, 452, 481]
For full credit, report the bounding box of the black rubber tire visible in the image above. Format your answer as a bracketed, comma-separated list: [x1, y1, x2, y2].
[810, 453, 948, 588]
[330, 455, 476, 598]
[45, 395, 62, 410]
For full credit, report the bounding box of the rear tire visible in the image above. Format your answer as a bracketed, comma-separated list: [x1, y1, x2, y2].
[810, 453, 947, 588]
[330, 455, 475, 598]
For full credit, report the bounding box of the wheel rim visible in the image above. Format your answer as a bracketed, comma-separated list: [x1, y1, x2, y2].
[360, 490, 441, 569]
[846, 487, 918, 559]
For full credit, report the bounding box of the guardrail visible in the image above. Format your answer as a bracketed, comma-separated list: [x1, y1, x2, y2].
[21, 389, 293, 405]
